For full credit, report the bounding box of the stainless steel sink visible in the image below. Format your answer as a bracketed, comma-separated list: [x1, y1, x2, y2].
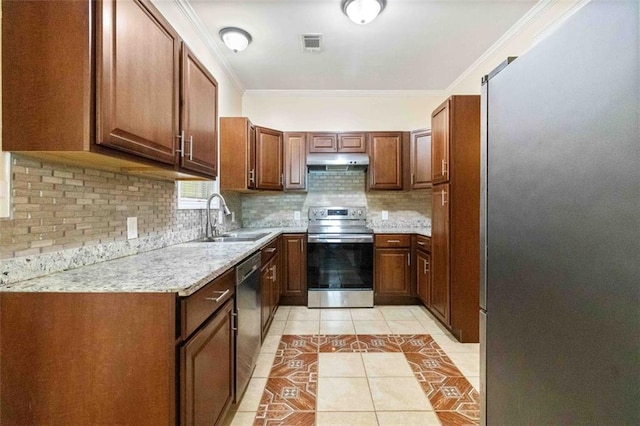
[193, 232, 271, 243]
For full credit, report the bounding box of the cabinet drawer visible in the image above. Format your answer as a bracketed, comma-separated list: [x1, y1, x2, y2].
[415, 235, 431, 252]
[261, 238, 279, 264]
[375, 234, 411, 248]
[181, 268, 235, 340]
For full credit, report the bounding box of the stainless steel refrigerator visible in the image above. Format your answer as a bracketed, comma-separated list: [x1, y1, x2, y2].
[480, 0, 639, 424]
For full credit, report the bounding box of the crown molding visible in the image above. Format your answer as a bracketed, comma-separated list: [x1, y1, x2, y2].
[173, 0, 246, 93]
[445, 0, 568, 94]
[243, 89, 445, 98]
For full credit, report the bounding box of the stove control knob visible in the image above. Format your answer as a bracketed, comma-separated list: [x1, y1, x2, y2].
[357, 210, 363, 216]
[351, 211, 356, 216]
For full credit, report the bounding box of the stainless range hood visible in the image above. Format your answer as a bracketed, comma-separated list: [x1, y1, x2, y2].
[306, 153, 369, 171]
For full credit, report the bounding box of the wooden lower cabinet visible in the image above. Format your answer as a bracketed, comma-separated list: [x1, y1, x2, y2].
[261, 237, 280, 337]
[181, 299, 234, 426]
[431, 183, 451, 324]
[374, 234, 414, 304]
[280, 234, 307, 305]
[415, 249, 431, 307]
[0, 269, 237, 426]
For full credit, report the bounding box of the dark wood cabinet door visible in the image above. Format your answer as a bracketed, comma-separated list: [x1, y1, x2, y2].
[261, 260, 273, 335]
[411, 129, 432, 189]
[337, 133, 367, 153]
[281, 235, 307, 305]
[416, 250, 431, 306]
[180, 44, 218, 178]
[96, 0, 179, 164]
[284, 133, 307, 190]
[431, 183, 450, 324]
[431, 100, 450, 184]
[256, 127, 283, 190]
[368, 132, 404, 190]
[374, 248, 411, 296]
[181, 299, 234, 426]
[308, 133, 338, 153]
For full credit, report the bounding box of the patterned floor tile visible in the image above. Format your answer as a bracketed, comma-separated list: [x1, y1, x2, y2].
[315, 335, 359, 353]
[404, 352, 465, 381]
[436, 410, 480, 425]
[247, 333, 480, 426]
[269, 353, 318, 378]
[254, 410, 315, 426]
[278, 335, 318, 354]
[259, 377, 317, 412]
[421, 377, 479, 412]
[354, 334, 402, 352]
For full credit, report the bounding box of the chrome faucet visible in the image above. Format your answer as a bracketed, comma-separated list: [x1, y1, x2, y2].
[206, 192, 231, 239]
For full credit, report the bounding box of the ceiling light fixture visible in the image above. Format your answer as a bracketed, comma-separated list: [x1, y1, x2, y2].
[342, 0, 386, 25]
[219, 27, 252, 52]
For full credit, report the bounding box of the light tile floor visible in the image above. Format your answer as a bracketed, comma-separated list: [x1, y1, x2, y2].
[227, 305, 480, 426]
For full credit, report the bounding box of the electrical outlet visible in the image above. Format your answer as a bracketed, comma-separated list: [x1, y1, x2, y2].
[294, 210, 301, 220]
[381, 210, 389, 220]
[127, 217, 138, 239]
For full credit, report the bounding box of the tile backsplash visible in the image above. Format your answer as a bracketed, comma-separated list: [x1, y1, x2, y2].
[241, 171, 431, 228]
[0, 155, 207, 284]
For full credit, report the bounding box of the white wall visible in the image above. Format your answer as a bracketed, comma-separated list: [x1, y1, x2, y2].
[243, 92, 444, 131]
[242, 0, 586, 132]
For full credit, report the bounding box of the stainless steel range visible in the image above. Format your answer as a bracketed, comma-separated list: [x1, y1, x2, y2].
[307, 206, 374, 308]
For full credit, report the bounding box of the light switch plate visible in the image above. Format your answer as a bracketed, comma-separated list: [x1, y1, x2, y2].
[294, 210, 301, 220]
[127, 217, 138, 239]
[381, 210, 389, 220]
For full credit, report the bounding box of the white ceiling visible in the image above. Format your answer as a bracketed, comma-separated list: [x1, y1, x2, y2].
[188, 0, 538, 91]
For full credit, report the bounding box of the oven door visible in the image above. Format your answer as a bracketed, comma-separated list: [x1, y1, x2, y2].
[307, 234, 374, 308]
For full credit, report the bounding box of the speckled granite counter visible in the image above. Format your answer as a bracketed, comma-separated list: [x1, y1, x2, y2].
[372, 227, 431, 238]
[0, 228, 305, 296]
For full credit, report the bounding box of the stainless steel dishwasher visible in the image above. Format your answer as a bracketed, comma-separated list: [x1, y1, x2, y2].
[234, 252, 262, 403]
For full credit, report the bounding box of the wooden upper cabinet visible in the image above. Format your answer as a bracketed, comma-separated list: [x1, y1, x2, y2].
[308, 133, 338, 153]
[220, 118, 253, 190]
[179, 44, 218, 178]
[368, 132, 406, 190]
[410, 129, 432, 189]
[308, 132, 366, 153]
[284, 133, 307, 191]
[337, 133, 367, 152]
[431, 100, 450, 184]
[96, 0, 180, 165]
[255, 127, 284, 190]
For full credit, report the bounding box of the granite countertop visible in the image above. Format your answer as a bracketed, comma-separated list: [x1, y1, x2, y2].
[0, 228, 304, 296]
[371, 227, 431, 238]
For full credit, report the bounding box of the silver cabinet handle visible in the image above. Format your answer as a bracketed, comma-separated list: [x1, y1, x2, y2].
[176, 130, 185, 157]
[387, 239, 401, 243]
[271, 265, 277, 282]
[441, 189, 447, 206]
[231, 311, 238, 331]
[407, 254, 410, 266]
[442, 159, 448, 177]
[417, 241, 426, 246]
[205, 289, 230, 303]
[264, 247, 276, 253]
[189, 135, 193, 161]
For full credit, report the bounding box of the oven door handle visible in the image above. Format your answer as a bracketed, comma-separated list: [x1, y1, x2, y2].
[307, 235, 374, 244]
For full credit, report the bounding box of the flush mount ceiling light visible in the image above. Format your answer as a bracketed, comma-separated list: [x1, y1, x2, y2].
[219, 27, 252, 52]
[342, 0, 386, 25]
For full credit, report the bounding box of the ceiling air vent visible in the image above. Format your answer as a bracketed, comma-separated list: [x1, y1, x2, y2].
[301, 34, 323, 52]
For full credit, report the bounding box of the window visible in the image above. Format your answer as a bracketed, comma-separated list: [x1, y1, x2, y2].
[177, 180, 215, 209]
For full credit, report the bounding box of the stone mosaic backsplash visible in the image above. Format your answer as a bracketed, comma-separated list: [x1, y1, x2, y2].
[0, 154, 207, 285]
[242, 171, 431, 229]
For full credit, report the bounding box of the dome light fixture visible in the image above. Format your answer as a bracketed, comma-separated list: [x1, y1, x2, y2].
[342, 0, 386, 25]
[219, 27, 252, 52]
